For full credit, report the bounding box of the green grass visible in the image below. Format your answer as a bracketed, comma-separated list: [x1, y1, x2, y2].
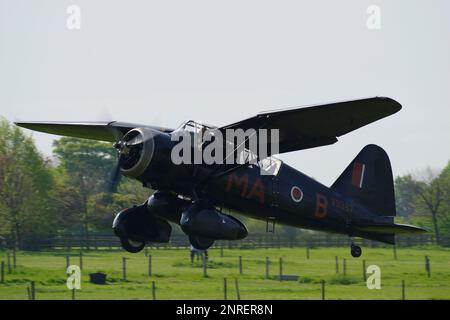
[0, 246, 449, 300]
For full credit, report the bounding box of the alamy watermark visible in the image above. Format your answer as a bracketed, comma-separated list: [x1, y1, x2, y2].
[170, 128, 279, 175]
[366, 5, 381, 30]
[66, 265, 81, 290]
[66, 5, 81, 30]
[366, 264, 381, 289]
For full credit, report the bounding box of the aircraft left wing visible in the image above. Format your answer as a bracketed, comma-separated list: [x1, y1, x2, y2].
[14, 121, 174, 142]
[219, 97, 402, 154]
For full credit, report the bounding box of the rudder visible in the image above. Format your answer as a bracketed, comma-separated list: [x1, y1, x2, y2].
[331, 144, 396, 217]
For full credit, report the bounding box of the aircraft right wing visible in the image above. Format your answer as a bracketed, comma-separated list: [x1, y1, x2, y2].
[219, 97, 402, 154]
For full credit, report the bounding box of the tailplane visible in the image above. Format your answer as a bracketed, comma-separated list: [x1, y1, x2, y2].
[353, 223, 426, 244]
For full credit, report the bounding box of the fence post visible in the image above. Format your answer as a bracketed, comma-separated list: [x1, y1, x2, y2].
[362, 260, 367, 281]
[401, 280, 405, 300]
[235, 278, 241, 300]
[203, 255, 207, 277]
[31, 281, 35, 300]
[279, 257, 283, 281]
[93, 235, 98, 250]
[122, 257, 127, 281]
[7, 253, 11, 274]
[148, 255, 152, 277]
[239, 256, 243, 275]
[1, 260, 4, 283]
[335, 256, 339, 274]
[321, 280, 325, 300]
[425, 256, 431, 278]
[152, 281, 156, 300]
[79, 252, 83, 270]
[27, 286, 31, 300]
[66, 255, 70, 270]
[343, 258, 347, 276]
[224, 278, 227, 300]
[13, 248, 16, 270]
[393, 245, 398, 260]
[68, 235, 72, 251]
[220, 245, 224, 258]
[265, 257, 269, 279]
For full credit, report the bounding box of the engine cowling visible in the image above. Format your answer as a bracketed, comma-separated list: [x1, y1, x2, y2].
[118, 127, 158, 178]
[116, 127, 185, 189]
[180, 203, 248, 240]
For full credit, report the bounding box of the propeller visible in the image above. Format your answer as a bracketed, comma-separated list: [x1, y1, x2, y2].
[107, 128, 152, 193]
[107, 138, 132, 193]
[108, 156, 123, 193]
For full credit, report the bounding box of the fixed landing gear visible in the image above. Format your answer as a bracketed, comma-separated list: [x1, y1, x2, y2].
[189, 234, 214, 250]
[120, 237, 145, 253]
[350, 243, 362, 258]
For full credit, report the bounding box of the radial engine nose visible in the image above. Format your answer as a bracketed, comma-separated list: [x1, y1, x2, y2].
[115, 128, 156, 178]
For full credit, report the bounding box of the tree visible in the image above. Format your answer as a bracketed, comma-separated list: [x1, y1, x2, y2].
[435, 161, 450, 237]
[0, 118, 55, 249]
[86, 178, 152, 232]
[411, 167, 448, 244]
[47, 174, 84, 234]
[52, 137, 117, 248]
[394, 175, 423, 218]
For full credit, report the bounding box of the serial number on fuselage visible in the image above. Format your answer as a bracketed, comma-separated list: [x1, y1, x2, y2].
[331, 198, 353, 213]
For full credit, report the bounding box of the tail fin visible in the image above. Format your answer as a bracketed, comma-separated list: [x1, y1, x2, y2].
[331, 144, 396, 217]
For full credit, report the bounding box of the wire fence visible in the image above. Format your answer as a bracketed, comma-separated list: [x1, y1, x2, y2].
[11, 233, 446, 251]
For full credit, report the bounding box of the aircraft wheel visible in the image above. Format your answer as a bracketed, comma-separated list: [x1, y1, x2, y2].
[120, 237, 145, 253]
[189, 234, 214, 250]
[351, 244, 362, 258]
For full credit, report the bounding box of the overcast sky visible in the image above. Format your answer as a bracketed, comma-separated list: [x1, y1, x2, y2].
[1, 0, 449, 185]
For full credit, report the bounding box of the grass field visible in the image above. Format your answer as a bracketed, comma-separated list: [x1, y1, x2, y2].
[0, 246, 449, 300]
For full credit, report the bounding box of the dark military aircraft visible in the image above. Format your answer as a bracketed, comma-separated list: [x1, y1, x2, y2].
[15, 97, 426, 257]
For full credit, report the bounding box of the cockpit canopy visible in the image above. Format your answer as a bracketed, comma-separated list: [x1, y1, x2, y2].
[172, 120, 282, 176]
[175, 120, 217, 133]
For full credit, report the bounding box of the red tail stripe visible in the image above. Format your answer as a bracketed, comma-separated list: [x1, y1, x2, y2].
[352, 162, 363, 187]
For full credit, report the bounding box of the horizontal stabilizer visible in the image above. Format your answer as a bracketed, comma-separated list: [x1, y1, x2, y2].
[354, 223, 427, 235]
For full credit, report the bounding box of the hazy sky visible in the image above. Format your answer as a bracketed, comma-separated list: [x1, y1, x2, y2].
[1, 0, 449, 185]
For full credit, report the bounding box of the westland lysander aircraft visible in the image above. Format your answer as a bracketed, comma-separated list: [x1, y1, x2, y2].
[16, 97, 426, 257]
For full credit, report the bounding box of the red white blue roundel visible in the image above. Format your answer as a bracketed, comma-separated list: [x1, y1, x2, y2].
[291, 186, 303, 203]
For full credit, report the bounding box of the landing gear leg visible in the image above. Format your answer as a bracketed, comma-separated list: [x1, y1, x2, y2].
[350, 242, 362, 258]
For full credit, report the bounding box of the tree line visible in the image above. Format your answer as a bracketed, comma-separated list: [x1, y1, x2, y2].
[0, 118, 449, 249]
[0, 118, 149, 249]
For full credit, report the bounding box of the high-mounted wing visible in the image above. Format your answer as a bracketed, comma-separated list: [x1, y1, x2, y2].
[14, 121, 174, 142]
[219, 97, 402, 154]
